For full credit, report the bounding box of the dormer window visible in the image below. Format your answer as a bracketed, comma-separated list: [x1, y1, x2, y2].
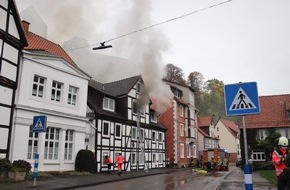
[174, 90, 181, 98]
[150, 112, 157, 123]
[103, 97, 115, 112]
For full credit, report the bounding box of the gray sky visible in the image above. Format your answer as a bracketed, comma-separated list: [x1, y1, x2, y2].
[15, 0, 290, 96]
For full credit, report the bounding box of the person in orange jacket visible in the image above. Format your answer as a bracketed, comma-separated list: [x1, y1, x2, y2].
[272, 136, 289, 190]
[105, 155, 113, 174]
[116, 152, 124, 176]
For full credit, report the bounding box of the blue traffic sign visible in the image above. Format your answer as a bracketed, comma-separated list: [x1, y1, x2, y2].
[32, 115, 47, 132]
[224, 82, 260, 116]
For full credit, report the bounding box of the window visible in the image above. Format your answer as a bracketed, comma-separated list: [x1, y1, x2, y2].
[68, 86, 78, 106]
[252, 149, 266, 161]
[131, 127, 137, 140]
[139, 128, 144, 141]
[150, 112, 157, 123]
[32, 75, 45, 98]
[133, 101, 137, 114]
[152, 131, 156, 142]
[158, 153, 162, 163]
[44, 127, 60, 160]
[27, 131, 38, 159]
[103, 97, 115, 112]
[139, 152, 144, 164]
[115, 124, 122, 138]
[180, 124, 184, 137]
[180, 105, 184, 117]
[102, 151, 109, 166]
[64, 130, 73, 160]
[152, 153, 157, 163]
[192, 145, 197, 158]
[217, 127, 219, 131]
[103, 121, 110, 137]
[131, 152, 137, 165]
[136, 82, 141, 93]
[51, 81, 62, 102]
[159, 133, 163, 142]
[180, 143, 185, 158]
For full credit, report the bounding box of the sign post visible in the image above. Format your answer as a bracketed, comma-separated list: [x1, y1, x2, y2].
[32, 115, 47, 187]
[224, 82, 260, 190]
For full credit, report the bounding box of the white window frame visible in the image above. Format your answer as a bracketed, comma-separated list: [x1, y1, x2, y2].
[152, 153, 157, 164]
[51, 80, 62, 102]
[102, 121, 110, 137]
[103, 97, 115, 112]
[159, 132, 163, 142]
[180, 143, 185, 158]
[139, 128, 144, 142]
[32, 75, 45, 98]
[150, 112, 157, 123]
[131, 127, 137, 140]
[68, 85, 78, 106]
[136, 82, 141, 94]
[64, 130, 74, 160]
[115, 124, 122, 139]
[44, 127, 60, 160]
[131, 152, 137, 165]
[252, 150, 266, 161]
[27, 131, 38, 159]
[180, 104, 184, 117]
[152, 131, 156, 142]
[180, 123, 184, 137]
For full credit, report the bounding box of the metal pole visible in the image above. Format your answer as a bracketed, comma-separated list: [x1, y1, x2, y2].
[242, 115, 253, 190]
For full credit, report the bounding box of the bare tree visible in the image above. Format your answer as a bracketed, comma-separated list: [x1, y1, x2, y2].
[164, 63, 185, 84]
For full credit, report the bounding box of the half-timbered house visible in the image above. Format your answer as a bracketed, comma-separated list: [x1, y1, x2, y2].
[87, 75, 166, 172]
[0, 0, 28, 158]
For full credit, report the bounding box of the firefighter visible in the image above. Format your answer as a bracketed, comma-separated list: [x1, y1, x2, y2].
[116, 152, 124, 176]
[105, 155, 113, 174]
[272, 136, 289, 190]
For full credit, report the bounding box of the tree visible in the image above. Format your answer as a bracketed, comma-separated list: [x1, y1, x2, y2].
[164, 63, 185, 84]
[199, 79, 225, 118]
[187, 71, 204, 109]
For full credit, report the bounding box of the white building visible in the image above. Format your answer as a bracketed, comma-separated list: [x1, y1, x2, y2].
[10, 21, 90, 171]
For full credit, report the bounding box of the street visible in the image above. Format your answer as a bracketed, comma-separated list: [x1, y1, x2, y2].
[72, 170, 228, 190]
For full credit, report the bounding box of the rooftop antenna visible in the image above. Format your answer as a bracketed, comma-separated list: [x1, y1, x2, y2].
[92, 42, 112, 50]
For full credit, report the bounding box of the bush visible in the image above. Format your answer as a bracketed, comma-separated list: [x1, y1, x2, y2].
[10, 160, 32, 173]
[75, 149, 95, 173]
[0, 158, 12, 172]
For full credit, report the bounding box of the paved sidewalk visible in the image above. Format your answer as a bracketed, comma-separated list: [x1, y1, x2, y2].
[217, 166, 276, 190]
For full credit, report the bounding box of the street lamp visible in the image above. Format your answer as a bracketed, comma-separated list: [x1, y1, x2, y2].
[92, 42, 112, 50]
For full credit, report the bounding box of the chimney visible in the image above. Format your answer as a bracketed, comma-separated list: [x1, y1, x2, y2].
[22, 20, 30, 32]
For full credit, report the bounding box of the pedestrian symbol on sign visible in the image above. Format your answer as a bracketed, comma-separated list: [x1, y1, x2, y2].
[34, 118, 44, 129]
[229, 87, 257, 111]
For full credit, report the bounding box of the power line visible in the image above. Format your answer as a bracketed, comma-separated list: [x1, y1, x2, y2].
[66, 0, 234, 51]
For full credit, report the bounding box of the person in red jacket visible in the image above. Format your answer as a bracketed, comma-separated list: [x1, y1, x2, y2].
[105, 155, 113, 174]
[272, 136, 289, 190]
[116, 152, 124, 176]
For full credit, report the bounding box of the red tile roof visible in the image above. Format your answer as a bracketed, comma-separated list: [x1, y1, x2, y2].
[220, 119, 239, 133]
[22, 21, 76, 66]
[240, 94, 290, 129]
[198, 116, 212, 128]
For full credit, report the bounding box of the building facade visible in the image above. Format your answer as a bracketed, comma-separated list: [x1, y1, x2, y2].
[87, 75, 166, 172]
[10, 21, 90, 171]
[215, 118, 240, 162]
[0, 0, 28, 158]
[159, 80, 198, 167]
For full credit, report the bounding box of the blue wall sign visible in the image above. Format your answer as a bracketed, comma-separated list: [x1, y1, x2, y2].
[32, 115, 47, 132]
[224, 82, 260, 116]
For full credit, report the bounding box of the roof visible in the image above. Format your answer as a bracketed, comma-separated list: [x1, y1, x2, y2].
[198, 116, 212, 128]
[218, 118, 239, 138]
[89, 75, 141, 97]
[240, 94, 290, 129]
[22, 21, 76, 66]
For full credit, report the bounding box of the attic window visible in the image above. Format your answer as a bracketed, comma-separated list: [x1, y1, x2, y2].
[136, 82, 141, 93]
[103, 97, 115, 112]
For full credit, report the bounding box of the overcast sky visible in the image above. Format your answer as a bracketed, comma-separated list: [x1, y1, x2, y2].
[15, 0, 290, 96]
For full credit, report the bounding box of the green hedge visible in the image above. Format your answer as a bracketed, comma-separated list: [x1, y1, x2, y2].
[75, 149, 96, 173]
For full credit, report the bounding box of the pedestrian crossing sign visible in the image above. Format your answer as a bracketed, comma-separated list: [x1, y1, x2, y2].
[224, 82, 260, 116]
[32, 115, 47, 132]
